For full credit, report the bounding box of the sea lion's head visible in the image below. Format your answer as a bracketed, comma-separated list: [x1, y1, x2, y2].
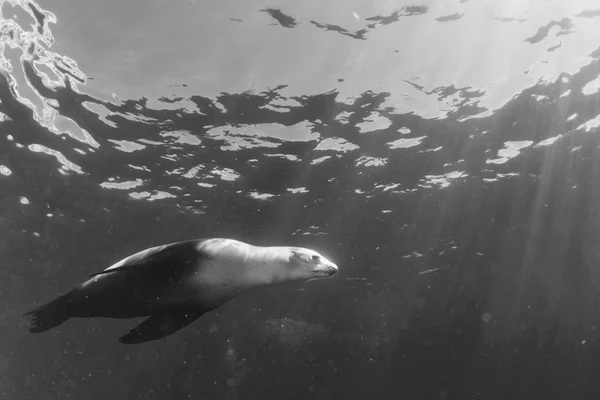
[286, 248, 338, 281]
[218, 242, 339, 286]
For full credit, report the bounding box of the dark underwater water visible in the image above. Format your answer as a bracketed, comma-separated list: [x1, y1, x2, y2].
[2, 0, 600, 399]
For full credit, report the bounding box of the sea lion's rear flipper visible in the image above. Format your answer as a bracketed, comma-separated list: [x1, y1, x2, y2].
[118, 309, 206, 345]
[24, 293, 72, 333]
[88, 240, 211, 278]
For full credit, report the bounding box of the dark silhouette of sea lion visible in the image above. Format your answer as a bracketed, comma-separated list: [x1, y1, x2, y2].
[24, 238, 338, 344]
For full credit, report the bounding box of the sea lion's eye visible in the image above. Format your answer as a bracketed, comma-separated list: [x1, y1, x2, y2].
[312, 255, 320, 261]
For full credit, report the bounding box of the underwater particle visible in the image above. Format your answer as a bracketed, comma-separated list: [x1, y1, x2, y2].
[0, 165, 12, 176]
[19, 196, 30, 204]
[262, 317, 329, 349]
[481, 313, 492, 323]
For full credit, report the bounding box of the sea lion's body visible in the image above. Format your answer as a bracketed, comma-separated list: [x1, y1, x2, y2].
[25, 238, 338, 344]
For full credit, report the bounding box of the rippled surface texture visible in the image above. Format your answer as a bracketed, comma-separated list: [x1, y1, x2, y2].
[3, 0, 600, 399]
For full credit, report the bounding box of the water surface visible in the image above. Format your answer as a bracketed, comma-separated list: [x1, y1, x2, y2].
[2, 0, 600, 399]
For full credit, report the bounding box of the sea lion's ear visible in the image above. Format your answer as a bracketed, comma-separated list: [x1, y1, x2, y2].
[289, 250, 302, 261]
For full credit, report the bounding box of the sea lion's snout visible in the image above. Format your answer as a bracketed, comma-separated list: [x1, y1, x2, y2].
[289, 248, 339, 280]
[314, 261, 338, 278]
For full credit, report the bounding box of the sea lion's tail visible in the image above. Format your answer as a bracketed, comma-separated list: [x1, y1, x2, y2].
[24, 295, 71, 333]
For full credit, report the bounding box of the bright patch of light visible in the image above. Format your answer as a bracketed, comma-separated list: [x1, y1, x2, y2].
[582, 74, 600, 95]
[315, 137, 359, 152]
[535, 135, 562, 147]
[576, 114, 600, 132]
[160, 130, 202, 145]
[248, 192, 275, 200]
[129, 191, 176, 201]
[288, 187, 309, 194]
[356, 113, 392, 133]
[421, 171, 467, 189]
[108, 139, 145, 153]
[212, 168, 240, 181]
[486, 141, 533, 164]
[100, 179, 144, 190]
[311, 156, 331, 165]
[387, 137, 425, 149]
[356, 156, 387, 167]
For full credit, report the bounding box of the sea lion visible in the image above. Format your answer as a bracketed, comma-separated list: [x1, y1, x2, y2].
[24, 238, 338, 344]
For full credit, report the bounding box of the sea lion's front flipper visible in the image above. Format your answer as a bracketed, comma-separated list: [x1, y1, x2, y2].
[119, 309, 206, 345]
